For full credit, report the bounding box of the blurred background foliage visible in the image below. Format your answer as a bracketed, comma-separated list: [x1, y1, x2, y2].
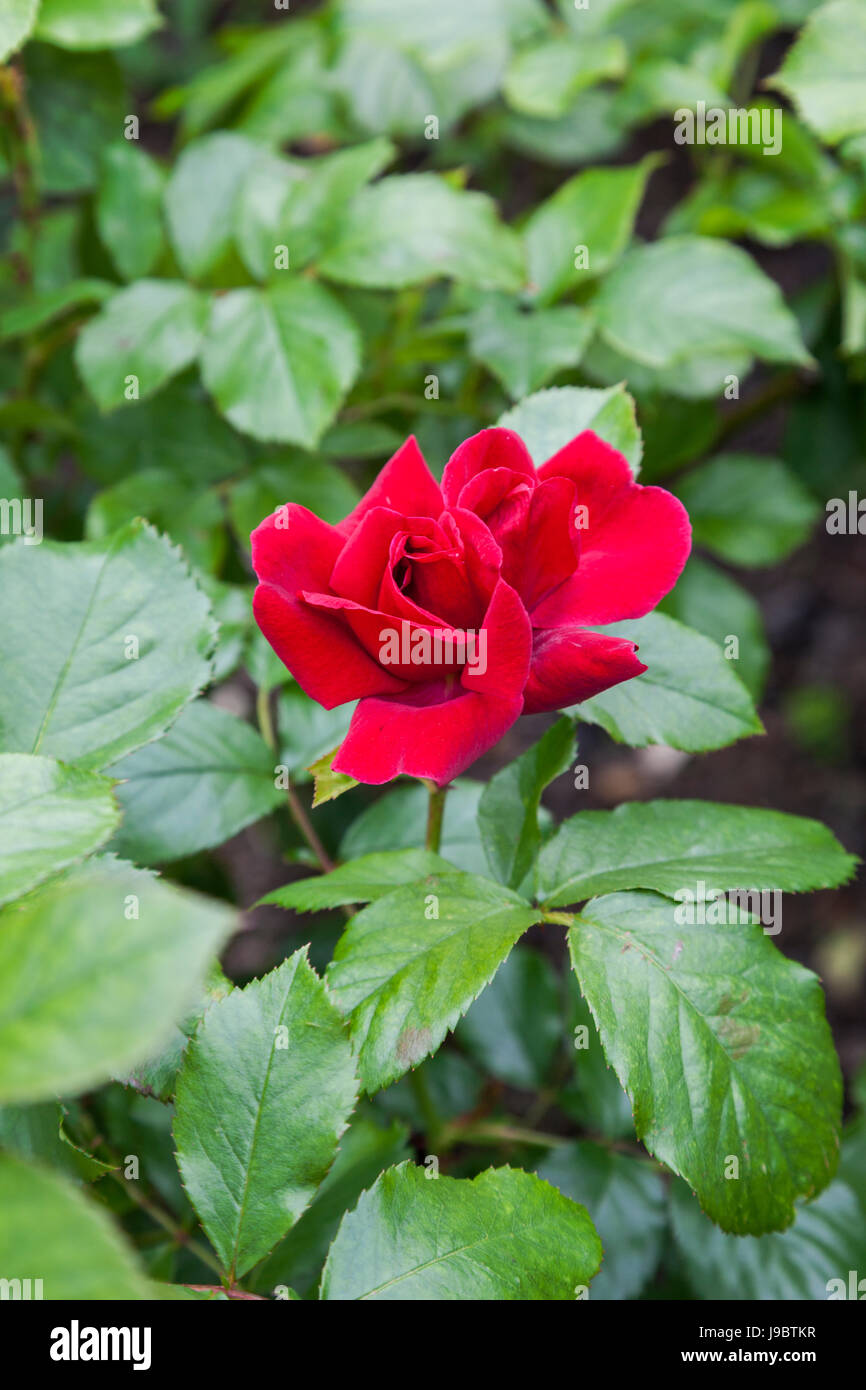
[1, 0, 865, 1299]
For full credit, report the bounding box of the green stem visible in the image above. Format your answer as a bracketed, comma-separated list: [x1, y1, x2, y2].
[440, 1120, 572, 1151]
[256, 685, 277, 754]
[409, 1068, 443, 1148]
[0, 65, 40, 282]
[424, 781, 448, 853]
[257, 685, 337, 877]
[107, 1170, 225, 1280]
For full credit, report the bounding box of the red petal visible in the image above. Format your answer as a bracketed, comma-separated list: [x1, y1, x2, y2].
[533, 430, 691, 626]
[251, 506, 405, 707]
[253, 585, 407, 708]
[460, 577, 532, 699]
[331, 684, 524, 786]
[522, 626, 646, 715]
[335, 436, 443, 538]
[251, 503, 343, 592]
[513, 475, 579, 610]
[441, 427, 536, 509]
[331, 578, 532, 785]
[301, 592, 450, 683]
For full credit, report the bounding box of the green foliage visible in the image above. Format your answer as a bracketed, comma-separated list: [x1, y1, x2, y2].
[0, 0, 860, 1304]
[540, 800, 857, 905]
[569, 892, 842, 1233]
[571, 612, 764, 750]
[174, 949, 358, 1280]
[320, 1163, 602, 1300]
[0, 857, 235, 1102]
[327, 873, 541, 1092]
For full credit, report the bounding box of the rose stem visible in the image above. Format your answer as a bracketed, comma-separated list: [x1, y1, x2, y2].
[424, 781, 448, 853]
[256, 685, 337, 876]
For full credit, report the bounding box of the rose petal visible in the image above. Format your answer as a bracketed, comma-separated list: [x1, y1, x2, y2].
[335, 436, 443, 538]
[331, 682, 524, 786]
[522, 626, 647, 715]
[513, 475, 579, 610]
[251, 503, 343, 593]
[251, 506, 407, 707]
[253, 584, 407, 708]
[331, 577, 531, 784]
[441, 427, 536, 509]
[533, 430, 691, 626]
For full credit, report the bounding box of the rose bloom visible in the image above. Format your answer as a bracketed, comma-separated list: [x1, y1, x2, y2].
[251, 429, 691, 785]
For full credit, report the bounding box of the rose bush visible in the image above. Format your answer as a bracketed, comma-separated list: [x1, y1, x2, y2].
[252, 427, 691, 784]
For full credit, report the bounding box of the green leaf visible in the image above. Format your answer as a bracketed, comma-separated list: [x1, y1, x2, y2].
[331, 37, 435, 139]
[571, 611, 763, 751]
[109, 700, 283, 865]
[308, 748, 359, 807]
[35, 0, 162, 50]
[540, 799, 858, 906]
[563, 983, 635, 1141]
[228, 454, 360, 539]
[0, 1154, 148, 1299]
[164, 131, 261, 280]
[120, 962, 232, 1104]
[319, 174, 525, 292]
[0, 520, 215, 771]
[96, 141, 165, 280]
[595, 237, 813, 372]
[275, 137, 396, 272]
[478, 716, 573, 890]
[670, 1125, 866, 1299]
[504, 36, 627, 118]
[457, 945, 562, 1091]
[340, 779, 487, 875]
[77, 376, 247, 486]
[469, 299, 594, 399]
[231, 150, 305, 283]
[201, 281, 360, 446]
[327, 873, 540, 1093]
[334, 0, 541, 60]
[0, 753, 119, 907]
[261, 850, 455, 913]
[675, 454, 820, 566]
[0, 0, 38, 63]
[538, 1141, 667, 1300]
[768, 0, 866, 144]
[0, 856, 235, 1103]
[174, 949, 358, 1280]
[0, 1100, 113, 1181]
[568, 891, 842, 1233]
[659, 556, 769, 699]
[525, 160, 656, 305]
[505, 88, 627, 166]
[498, 382, 642, 470]
[249, 1112, 411, 1298]
[24, 46, 125, 195]
[75, 280, 208, 410]
[85, 468, 225, 574]
[320, 1162, 602, 1300]
[0, 278, 114, 341]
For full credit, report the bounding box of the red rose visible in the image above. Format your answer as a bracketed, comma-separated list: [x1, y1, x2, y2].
[251, 428, 691, 786]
